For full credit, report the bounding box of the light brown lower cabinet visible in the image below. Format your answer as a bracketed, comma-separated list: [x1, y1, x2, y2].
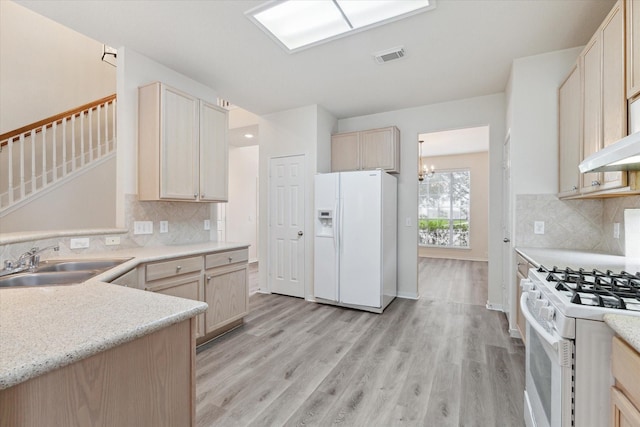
[204, 262, 248, 335]
[611, 336, 640, 426]
[0, 319, 196, 427]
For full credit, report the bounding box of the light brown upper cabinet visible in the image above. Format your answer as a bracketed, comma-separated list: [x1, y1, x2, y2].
[558, 64, 582, 197]
[580, 0, 627, 195]
[138, 82, 228, 202]
[627, 0, 640, 99]
[331, 126, 400, 173]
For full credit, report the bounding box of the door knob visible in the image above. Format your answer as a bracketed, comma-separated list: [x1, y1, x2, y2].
[503, 238, 510, 243]
[298, 231, 304, 236]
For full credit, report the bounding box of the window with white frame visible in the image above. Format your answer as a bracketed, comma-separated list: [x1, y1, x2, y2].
[418, 169, 470, 248]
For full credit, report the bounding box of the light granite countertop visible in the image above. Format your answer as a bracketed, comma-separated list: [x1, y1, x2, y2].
[0, 241, 249, 390]
[604, 314, 640, 353]
[515, 247, 640, 273]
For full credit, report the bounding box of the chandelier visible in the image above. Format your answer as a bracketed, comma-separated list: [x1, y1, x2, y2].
[418, 139, 435, 181]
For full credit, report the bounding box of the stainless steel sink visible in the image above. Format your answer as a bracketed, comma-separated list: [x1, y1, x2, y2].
[36, 259, 129, 272]
[0, 271, 99, 287]
[0, 258, 130, 288]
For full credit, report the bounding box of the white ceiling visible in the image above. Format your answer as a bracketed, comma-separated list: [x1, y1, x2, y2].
[419, 125, 489, 158]
[17, 0, 615, 119]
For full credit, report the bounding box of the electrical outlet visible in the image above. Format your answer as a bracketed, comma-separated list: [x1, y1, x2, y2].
[534, 221, 545, 235]
[70, 238, 90, 249]
[105, 236, 120, 246]
[160, 221, 169, 233]
[133, 221, 153, 235]
[613, 222, 620, 239]
[204, 219, 211, 230]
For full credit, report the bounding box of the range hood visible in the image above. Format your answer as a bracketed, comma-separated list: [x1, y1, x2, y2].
[579, 131, 640, 173]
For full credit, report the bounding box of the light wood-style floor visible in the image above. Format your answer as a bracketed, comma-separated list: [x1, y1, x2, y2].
[196, 257, 525, 427]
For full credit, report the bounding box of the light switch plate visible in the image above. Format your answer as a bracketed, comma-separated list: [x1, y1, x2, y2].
[133, 221, 153, 235]
[160, 221, 169, 233]
[613, 222, 620, 239]
[534, 221, 545, 235]
[70, 238, 90, 249]
[405, 217, 412, 227]
[204, 219, 211, 230]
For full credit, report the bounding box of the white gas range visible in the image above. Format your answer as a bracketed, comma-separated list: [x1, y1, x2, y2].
[521, 263, 640, 427]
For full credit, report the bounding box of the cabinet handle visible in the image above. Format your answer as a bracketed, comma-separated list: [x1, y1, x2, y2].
[194, 193, 198, 199]
[572, 186, 578, 191]
[176, 265, 182, 273]
[228, 257, 233, 263]
[206, 275, 212, 282]
[591, 180, 601, 186]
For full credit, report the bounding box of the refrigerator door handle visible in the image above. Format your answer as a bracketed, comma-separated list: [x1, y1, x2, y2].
[333, 199, 339, 250]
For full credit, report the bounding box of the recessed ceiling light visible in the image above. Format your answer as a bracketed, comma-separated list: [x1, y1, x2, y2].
[246, 0, 435, 53]
[244, 133, 255, 139]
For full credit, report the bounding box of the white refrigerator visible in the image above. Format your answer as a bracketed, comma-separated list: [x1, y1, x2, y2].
[314, 170, 397, 313]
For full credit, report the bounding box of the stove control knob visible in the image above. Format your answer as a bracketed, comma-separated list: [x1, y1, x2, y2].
[528, 290, 541, 300]
[522, 282, 534, 293]
[539, 306, 555, 321]
[534, 299, 548, 311]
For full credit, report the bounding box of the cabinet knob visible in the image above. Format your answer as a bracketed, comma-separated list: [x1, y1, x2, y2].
[201, 193, 205, 198]
[176, 265, 182, 272]
[194, 193, 198, 199]
[228, 257, 233, 262]
[572, 186, 578, 191]
[591, 180, 601, 186]
[206, 275, 212, 281]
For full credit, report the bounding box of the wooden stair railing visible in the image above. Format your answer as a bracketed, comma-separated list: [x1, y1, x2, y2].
[0, 94, 117, 211]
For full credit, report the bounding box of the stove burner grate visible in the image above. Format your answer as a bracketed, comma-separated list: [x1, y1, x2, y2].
[537, 265, 640, 310]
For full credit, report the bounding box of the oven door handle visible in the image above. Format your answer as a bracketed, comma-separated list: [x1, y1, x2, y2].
[520, 293, 561, 351]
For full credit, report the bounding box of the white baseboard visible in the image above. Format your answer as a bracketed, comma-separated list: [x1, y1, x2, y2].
[486, 302, 504, 311]
[397, 291, 419, 300]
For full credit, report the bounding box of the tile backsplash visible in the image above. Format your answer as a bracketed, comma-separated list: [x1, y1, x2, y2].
[0, 194, 216, 262]
[516, 194, 640, 256]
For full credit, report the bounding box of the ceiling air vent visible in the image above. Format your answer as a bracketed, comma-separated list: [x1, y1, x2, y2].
[373, 46, 406, 64]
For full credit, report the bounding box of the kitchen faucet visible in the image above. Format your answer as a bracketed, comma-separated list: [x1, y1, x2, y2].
[2, 245, 60, 275]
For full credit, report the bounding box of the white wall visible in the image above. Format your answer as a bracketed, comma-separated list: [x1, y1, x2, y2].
[0, 1, 116, 133]
[116, 47, 219, 227]
[338, 94, 505, 303]
[227, 145, 259, 262]
[0, 156, 116, 232]
[258, 105, 337, 297]
[505, 46, 582, 333]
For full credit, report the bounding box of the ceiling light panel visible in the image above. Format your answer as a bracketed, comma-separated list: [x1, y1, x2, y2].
[336, 1, 430, 29]
[247, 0, 435, 53]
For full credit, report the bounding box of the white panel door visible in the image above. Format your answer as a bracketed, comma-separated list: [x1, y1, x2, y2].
[339, 170, 381, 308]
[269, 155, 305, 298]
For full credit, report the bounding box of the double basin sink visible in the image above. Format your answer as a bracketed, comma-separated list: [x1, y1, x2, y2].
[0, 259, 129, 288]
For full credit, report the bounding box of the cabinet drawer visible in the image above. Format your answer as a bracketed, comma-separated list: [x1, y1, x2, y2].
[612, 336, 640, 410]
[146, 256, 202, 282]
[205, 249, 248, 269]
[517, 254, 532, 277]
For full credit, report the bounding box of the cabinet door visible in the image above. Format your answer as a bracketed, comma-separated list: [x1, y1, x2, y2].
[361, 127, 399, 173]
[602, 2, 628, 191]
[204, 264, 248, 334]
[199, 101, 228, 202]
[627, 0, 640, 99]
[611, 387, 640, 427]
[331, 132, 360, 172]
[150, 275, 205, 339]
[581, 35, 603, 193]
[558, 65, 582, 196]
[160, 86, 199, 200]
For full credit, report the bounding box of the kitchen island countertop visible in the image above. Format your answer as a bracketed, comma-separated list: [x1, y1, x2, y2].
[0, 241, 248, 390]
[604, 314, 640, 353]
